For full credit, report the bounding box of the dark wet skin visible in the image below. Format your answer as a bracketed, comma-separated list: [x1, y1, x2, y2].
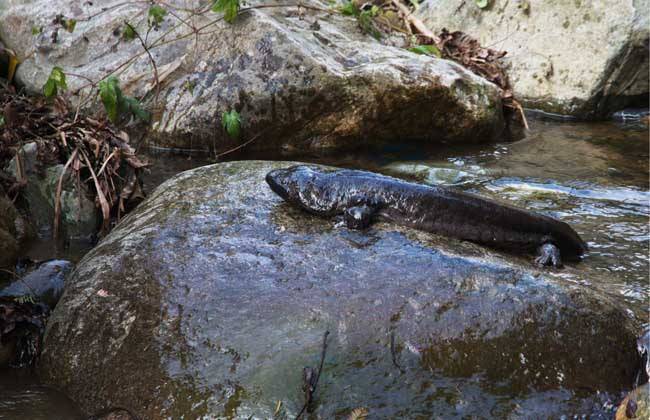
[266, 165, 588, 267]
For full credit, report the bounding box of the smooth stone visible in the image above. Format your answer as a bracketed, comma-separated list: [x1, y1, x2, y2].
[39, 161, 641, 418]
[0, 0, 505, 152]
[416, 0, 649, 118]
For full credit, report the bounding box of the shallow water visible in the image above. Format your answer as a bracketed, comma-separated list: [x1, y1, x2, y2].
[2, 118, 648, 418]
[0, 368, 81, 420]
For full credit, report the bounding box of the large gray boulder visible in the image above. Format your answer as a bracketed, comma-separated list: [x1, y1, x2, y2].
[416, 0, 649, 118]
[40, 161, 640, 418]
[0, 0, 504, 152]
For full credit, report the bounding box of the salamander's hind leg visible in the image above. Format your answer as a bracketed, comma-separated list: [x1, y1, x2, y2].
[344, 205, 375, 230]
[535, 243, 563, 268]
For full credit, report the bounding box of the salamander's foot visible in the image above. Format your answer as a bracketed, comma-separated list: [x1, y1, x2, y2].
[344, 205, 374, 230]
[535, 243, 563, 268]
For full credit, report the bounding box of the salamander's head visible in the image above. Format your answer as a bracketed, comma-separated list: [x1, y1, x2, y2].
[265, 165, 336, 214]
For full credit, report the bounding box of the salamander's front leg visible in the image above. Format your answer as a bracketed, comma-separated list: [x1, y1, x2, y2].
[535, 243, 563, 268]
[344, 205, 375, 230]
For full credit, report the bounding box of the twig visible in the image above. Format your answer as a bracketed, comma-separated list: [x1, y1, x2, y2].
[511, 99, 529, 130]
[390, 331, 404, 373]
[391, 0, 440, 44]
[296, 330, 330, 419]
[95, 148, 119, 178]
[53, 147, 78, 239]
[79, 149, 111, 234]
[213, 132, 263, 159]
[125, 22, 161, 105]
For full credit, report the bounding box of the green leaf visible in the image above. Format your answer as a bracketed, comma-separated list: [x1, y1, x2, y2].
[14, 295, 36, 304]
[43, 67, 67, 98]
[148, 5, 167, 28]
[0, 115, 5, 128]
[123, 96, 151, 122]
[99, 76, 121, 123]
[409, 0, 420, 9]
[358, 9, 381, 39]
[183, 79, 195, 95]
[50, 67, 67, 88]
[31, 26, 42, 35]
[221, 110, 241, 140]
[123, 23, 136, 40]
[339, 1, 358, 16]
[475, 0, 489, 8]
[43, 79, 57, 98]
[212, 0, 240, 24]
[64, 18, 76, 32]
[408, 44, 441, 57]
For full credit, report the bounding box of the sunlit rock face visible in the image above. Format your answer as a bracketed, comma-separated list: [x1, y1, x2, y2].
[0, 0, 504, 152]
[417, 0, 649, 118]
[39, 161, 640, 418]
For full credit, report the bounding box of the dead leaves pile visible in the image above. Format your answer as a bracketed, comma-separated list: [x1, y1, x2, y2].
[0, 84, 148, 237]
[366, 1, 527, 127]
[436, 29, 527, 127]
[438, 29, 508, 92]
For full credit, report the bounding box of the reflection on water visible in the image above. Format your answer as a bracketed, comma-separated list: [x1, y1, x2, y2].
[0, 369, 81, 420]
[3, 118, 648, 418]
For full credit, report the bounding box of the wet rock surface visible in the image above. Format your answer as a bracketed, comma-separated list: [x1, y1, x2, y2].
[0, 0, 504, 152]
[40, 160, 640, 418]
[0, 191, 22, 269]
[416, 0, 649, 118]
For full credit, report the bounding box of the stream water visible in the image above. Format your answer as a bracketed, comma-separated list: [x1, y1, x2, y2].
[1, 117, 648, 419]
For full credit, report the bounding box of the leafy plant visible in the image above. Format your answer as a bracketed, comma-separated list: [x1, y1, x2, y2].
[123, 22, 136, 40]
[148, 5, 167, 28]
[183, 79, 196, 95]
[339, 1, 381, 39]
[31, 26, 42, 35]
[53, 15, 76, 32]
[63, 18, 76, 32]
[221, 110, 241, 140]
[122, 96, 150, 122]
[475, 0, 489, 8]
[43, 67, 67, 98]
[99, 76, 150, 123]
[14, 295, 36, 305]
[212, 0, 240, 24]
[358, 6, 381, 39]
[339, 0, 357, 15]
[409, 44, 441, 57]
[99, 77, 120, 122]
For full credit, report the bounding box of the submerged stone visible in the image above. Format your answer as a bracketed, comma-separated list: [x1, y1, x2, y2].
[39, 161, 640, 418]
